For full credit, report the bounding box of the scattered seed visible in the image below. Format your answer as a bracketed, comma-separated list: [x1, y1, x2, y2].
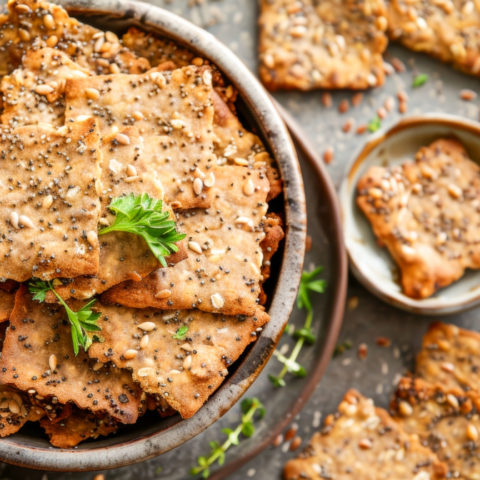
[138, 322, 156, 332]
[377, 107, 387, 119]
[289, 436, 302, 451]
[243, 178, 255, 196]
[43, 13, 55, 30]
[188, 241, 203, 254]
[352, 93, 363, 107]
[43, 195, 53, 209]
[342, 118, 355, 133]
[19, 215, 34, 228]
[85, 88, 100, 100]
[356, 124, 367, 135]
[272, 433, 283, 447]
[211, 293, 225, 309]
[399, 101, 408, 114]
[357, 343, 368, 360]
[10, 212, 19, 229]
[193, 177, 204, 195]
[323, 147, 334, 164]
[114, 133, 130, 145]
[392, 57, 406, 72]
[467, 424, 479, 441]
[137, 367, 154, 377]
[398, 401, 413, 416]
[34, 84, 54, 95]
[338, 99, 349, 114]
[126, 164, 137, 177]
[140, 335, 150, 349]
[86, 230, 97, 246]
[321, 92, 332, 108]
[358, 438, 372, 449]
[460, 89, 477, 101]
[123, 349, 138, 360]
[285, 424, 298, 441]
[203, 172, 215, 188]
[154, 289, 172, 299]
[376, 337, 391, 347]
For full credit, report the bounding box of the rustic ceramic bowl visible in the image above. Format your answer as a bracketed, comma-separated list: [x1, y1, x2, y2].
[340, 114, 480, 315]
[0, 0, 308, 471]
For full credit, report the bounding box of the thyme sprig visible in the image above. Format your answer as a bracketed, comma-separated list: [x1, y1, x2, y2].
[99, 193, 186, 267]
[269, 266, 325, 387]
[190, 397, 265, 479]
[28, 280, 101, 356]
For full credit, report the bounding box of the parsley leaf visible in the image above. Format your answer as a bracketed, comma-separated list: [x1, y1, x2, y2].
[412, 73, 428, 88]
[28, 280, 101, 356]
[173, 325, 188, 340]
[99, 193, 186, 268]
[367, 116, 381, 133]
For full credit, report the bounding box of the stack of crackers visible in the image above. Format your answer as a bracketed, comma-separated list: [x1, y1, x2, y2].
[285, 322, 480, 479]
[0, 0, 284, 447]
[258, 0, 480, 91]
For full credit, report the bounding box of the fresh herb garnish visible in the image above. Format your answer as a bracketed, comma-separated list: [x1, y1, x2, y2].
[269, 266, 326, 388]
[173, 325, 188, 340]
[412, 73, 428, 88]
[99, 193, 186, 267]
[190, 397, 265, 479]
[28, 279, 101, 356]
[367, 116, 381, 133]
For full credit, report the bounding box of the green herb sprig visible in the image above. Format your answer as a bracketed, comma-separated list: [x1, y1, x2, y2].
[367, 116, 381, 133]
[28, 280, 101, 356]
[269, 266, 325, 388]
[190, 397, 265, 479]
[173, 325, 188, 340]
[99, 193, 186, 267]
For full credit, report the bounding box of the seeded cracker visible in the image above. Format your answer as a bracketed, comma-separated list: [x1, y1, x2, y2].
[1, 48, 91, 128]
[0, 385, 44, 437]
[64, 66, 217, 209]
[40, 409, 118, 448]
[357, 138, 480, 299]
[258, 0, 388, 91]
[0, 287, 142, 424]
[392, 376, 480, 479]
[211, 90, 282, 201]
[87, 302, 269, 419]
[0, 0, 151, 76]
[102, 166, 270, 316]
[284, 389, 447, 480]
[387, 0, 480, 78]
[417, 322, 480, 393]
[46, 125, 187, 301]
[0, 118, 101, 282]
[0, 290, 15, 322]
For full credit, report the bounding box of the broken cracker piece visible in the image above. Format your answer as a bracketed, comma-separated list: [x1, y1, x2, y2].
[102, 166, 269, 316]
[258, 0, 388, 91]
[87, 302, 269, 419]
[392, 376, 480, 479]
[0, 118, 102, 281]
[357, 138, 480, 299]
[0, 385, 44, 437]
[387, 0, 480, 78]
[0, 287, 142, 424]
[40, 408, 117, 448]
[417, 322, 480, 393]
[284, 389, 447, 480]
[0, 290, 15, 323]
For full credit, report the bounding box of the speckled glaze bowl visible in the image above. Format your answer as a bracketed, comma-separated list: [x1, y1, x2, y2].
[341, 114, 480, 315]
[0, 0, 308, 471]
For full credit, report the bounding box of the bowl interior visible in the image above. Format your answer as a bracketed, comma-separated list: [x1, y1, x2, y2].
[341, 115, 480, 315]
[0, 0, 306, 471]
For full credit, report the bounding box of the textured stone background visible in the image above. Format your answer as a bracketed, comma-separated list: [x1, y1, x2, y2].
[1, 1, 480, 479]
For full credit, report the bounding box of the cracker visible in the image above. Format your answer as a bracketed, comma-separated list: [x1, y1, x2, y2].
[387, 0, 480, 77]
[0, 385, 44, 437]
[46, 126, 187, 301]
[64, 66, 217, 209]
[87, 302, 269, 419]
[357, 138, 480, 299]
[417, 322, 480, 393]
[0, 290, 15, 323]
[102, 166, 270, 316]
[40, 408, 117, 448]
[258, 0, 388, 91]
[0, 0, 150, 76]
[1, 47, 91, 128]
[392, 376, 480, 479]
[0, 287, 142, 424]
[0, 118, 102, 281]
[284, 389, 447, 480]
[211, 90, 282, 201]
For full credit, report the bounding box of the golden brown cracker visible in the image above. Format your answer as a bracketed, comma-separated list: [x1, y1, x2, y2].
[0, 119, 102, 281]
[259, 0, 388, 91]
[88, 302, 269, 419]
[417, 322, 480, 393]
[284, 389, 447, 480]
[40, 408, 117, 448]
[64, 66, 217, 209]
[0, 290, 15, 323]
[102, 166, 270, 316]
[357, 138, 480, 299]
[0, 287, 142, 424]
[392, 376, 480, 479]
[387, 0, 480, 77]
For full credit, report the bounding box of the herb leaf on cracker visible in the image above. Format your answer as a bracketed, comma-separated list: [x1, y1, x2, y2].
[99, 193, 186, 268]
[28, 280, 101, 356]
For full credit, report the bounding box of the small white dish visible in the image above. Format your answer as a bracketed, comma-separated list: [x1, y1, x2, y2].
[340, 114, 480, 315]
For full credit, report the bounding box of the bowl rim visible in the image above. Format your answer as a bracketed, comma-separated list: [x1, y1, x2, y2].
[340, 113, 480, 315]
[0, 0, 307, 471]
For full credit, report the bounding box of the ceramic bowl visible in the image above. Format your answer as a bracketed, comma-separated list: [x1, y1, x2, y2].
[340, 114, 480, 315]
[0, 0, 308, 471]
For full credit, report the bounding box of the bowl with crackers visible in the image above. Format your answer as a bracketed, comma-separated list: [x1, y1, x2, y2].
[0, 0, 308, 470]
[341, 114, 480, 315]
